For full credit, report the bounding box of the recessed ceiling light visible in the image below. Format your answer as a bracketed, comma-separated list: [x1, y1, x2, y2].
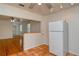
[60, 5, 63, 8]
[50, 8, 54, 12]
[38, 3, 42, 5]
[70, 3, 74, 5]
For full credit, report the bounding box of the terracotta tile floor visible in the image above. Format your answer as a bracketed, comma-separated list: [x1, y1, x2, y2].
[10, 44, 55, 56]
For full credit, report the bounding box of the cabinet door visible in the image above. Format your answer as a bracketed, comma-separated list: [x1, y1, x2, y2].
[0, 40, 6, 56]
[49, 32, 63, 56]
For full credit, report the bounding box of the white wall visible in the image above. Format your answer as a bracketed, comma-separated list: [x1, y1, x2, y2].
[24, 33, 45, 50]
[0, 19, 13, 39]
[41, 19, 49, 44]
[43, 5, 79, 55]
[30, 21, 40, 33]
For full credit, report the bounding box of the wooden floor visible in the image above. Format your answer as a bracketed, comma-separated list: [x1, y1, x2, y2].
[10, 44, 55, 56]
[0, 37, 22, 56]
[10, 44, 77, 56]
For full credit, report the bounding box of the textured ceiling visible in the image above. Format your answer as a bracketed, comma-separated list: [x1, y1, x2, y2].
[5, 3, 79, 15]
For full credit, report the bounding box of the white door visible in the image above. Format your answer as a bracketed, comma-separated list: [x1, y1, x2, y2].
[49, 32, 64, 56]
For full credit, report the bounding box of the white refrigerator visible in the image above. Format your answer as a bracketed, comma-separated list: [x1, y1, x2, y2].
[49, 20, 68, 56]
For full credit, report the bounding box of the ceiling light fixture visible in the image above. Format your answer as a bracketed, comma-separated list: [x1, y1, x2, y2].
[50, 8, 54, 12]
[19, 4, 24, 7]
[11, 17, 15, 22]
[11, 19, 15, 22]
[60, 4, 63, 8]
[38, 3, 42, 5]
[70, 3, 74, 5]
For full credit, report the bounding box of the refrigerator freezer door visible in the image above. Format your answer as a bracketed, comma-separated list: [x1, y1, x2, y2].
[49, 21, 64, 32]
[49, 32, 64, 56]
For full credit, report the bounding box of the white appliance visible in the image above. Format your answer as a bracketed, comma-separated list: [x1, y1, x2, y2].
[49, 20, 68, 56]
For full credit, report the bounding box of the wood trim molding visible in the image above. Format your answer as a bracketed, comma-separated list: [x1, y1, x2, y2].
[66, 51, 78, 56]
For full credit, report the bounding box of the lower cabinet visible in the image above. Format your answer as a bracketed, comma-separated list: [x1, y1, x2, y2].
[0, 38, 23, 56]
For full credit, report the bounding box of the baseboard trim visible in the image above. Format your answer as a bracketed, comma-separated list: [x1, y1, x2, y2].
[24, 44, 48, 51]
[66, 51, 78, 56]
[49, 50, 57, 56]
[50, 52, 57, 56]
[49, 51, 78, 56]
